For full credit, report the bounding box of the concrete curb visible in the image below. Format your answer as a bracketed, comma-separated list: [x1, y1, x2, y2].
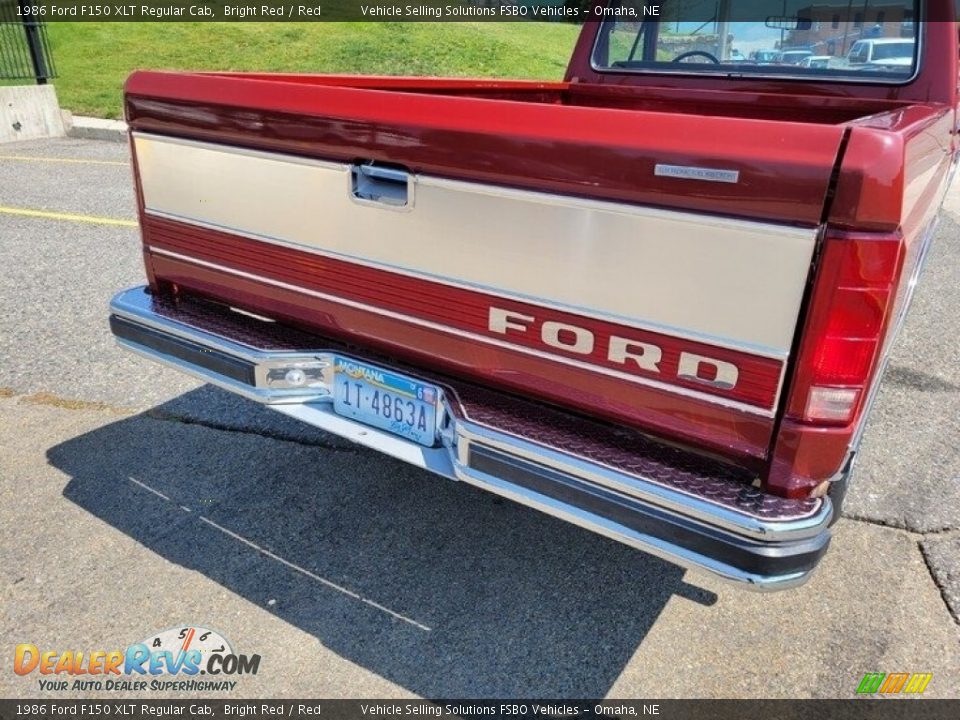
[68, 115, 128, 142]
[0, 85, 66, 143]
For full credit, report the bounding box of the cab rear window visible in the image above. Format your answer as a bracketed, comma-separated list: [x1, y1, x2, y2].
[592, 0, 920, 83]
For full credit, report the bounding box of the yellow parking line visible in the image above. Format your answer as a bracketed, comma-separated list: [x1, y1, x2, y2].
[0, 154, 127, 166]
[0, 206, 136, 227]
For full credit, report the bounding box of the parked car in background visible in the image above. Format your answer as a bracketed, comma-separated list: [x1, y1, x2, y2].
[799, 56, 833, 69]
[779, 49, 814, 65]
[847, 38, 916, 69]
[750, 49, 780, 63]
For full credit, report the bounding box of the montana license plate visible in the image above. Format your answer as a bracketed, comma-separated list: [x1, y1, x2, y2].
[332, 357, 439, 447]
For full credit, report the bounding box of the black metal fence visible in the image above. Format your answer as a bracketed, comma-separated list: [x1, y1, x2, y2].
[0, 0, 56, 84]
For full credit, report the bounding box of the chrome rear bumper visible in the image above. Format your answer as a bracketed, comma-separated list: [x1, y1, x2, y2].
[110, 286, 833, 591]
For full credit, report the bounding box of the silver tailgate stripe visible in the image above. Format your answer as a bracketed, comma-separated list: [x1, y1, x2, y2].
[134, 132, 817, 353]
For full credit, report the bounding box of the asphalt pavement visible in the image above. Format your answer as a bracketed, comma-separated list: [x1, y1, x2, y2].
[0, 137, 957, 699]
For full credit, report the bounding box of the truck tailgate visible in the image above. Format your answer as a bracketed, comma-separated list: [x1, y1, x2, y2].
[126, 72, 847, 464]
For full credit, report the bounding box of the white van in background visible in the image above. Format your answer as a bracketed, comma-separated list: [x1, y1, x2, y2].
[847, 38, 916, 68]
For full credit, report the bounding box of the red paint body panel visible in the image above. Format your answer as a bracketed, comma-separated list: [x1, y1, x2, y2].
[830, 105, 955, 232]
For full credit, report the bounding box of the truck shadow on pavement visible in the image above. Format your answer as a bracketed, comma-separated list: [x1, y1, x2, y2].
[49, 386, 717, 698]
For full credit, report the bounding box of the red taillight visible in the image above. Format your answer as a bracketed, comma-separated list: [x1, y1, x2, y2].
[786, 232, 904, 426]
[767, 231, 905, 498]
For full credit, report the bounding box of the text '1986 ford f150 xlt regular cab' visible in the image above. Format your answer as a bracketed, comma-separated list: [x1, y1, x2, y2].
[109, 0, 958, 590]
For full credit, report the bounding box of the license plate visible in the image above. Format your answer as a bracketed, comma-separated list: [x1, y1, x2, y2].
[332, 357, 439, 447]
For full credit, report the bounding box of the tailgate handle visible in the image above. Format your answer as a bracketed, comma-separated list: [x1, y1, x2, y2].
[351, 164, 410, 208]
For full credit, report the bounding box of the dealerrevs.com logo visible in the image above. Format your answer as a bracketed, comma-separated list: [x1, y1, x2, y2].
[14, 626, 261, 692]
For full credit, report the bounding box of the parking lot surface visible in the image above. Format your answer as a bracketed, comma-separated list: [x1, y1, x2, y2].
[1, 138, 958, 698]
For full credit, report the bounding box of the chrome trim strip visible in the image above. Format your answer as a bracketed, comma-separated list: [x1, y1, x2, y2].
[148, 247, 779, 417]
[109, 286, 831, 590]
[114, 338, 328, 406]
[456, 423, 829, 541]
[452, 460, 813, 592]
[111, 288, 320, 359]
[849, 212, 942, 452]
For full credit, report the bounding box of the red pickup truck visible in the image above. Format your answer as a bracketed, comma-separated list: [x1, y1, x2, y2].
[109, 1, 957, 590]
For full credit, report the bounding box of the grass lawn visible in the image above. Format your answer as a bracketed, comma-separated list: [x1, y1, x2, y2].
[46, 22, 581, 118]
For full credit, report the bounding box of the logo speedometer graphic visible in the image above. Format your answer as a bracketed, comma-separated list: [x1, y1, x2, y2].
[139, 626, 233, 670]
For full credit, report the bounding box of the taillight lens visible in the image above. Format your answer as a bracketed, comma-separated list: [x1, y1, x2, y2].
[786, 232, 904, 426]
[804, 387, 861, 423]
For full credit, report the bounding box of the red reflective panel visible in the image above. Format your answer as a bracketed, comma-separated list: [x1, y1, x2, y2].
[822, 288, 890, 338]
[810, 338, 878, 386]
